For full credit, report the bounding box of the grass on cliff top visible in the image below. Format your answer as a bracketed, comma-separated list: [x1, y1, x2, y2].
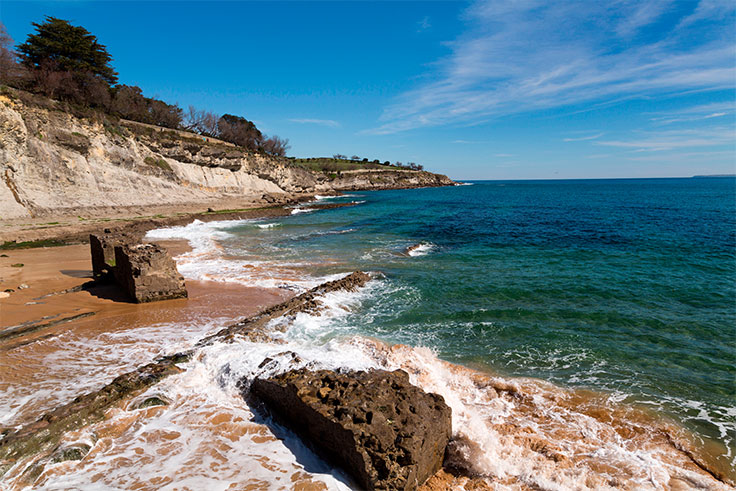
[291, 158, 397, 173]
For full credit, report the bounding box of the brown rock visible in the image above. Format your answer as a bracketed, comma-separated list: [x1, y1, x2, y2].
[251, 368, 452, 490]
[89, 231, 136, 281]
[113, 243, 187, 303]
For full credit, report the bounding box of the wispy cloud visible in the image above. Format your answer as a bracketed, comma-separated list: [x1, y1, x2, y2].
[563, 132, 604, 142]
[369, 0, 735, 134]
[289, 118, 341, 128]
[649, 101, 735, 124]
[625, 150, 735, 162]
[418, 16, 431, 32]
[597, 127, 735, 151]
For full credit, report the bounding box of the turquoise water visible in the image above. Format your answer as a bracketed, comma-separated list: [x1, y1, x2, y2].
[220, 178, 735, 472]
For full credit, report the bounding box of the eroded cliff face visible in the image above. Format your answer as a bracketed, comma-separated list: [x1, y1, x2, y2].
[0, 91, 454, 220]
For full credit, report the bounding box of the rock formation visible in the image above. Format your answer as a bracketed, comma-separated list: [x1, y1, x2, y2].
[113, 243, 187, 303]
[89, 230, 138, 281]
[251, 368, 452, 490]
[0, 88, 454, 220]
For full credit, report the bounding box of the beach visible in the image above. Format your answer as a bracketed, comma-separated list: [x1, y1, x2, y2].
[1, 181, 734, 489]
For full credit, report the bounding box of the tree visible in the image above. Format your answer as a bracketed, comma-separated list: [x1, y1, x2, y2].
[0, 23, 26, 86]
[332, 153, 347, 159]
[148, 98, 182, 128]
[111, 85, 148, 121]
[262, 135, 290, 156]
[183, 106, 219, 136]
[350, 155, 360, 161]
[18, 17, 118, 86]
[218, 113, 262, 150]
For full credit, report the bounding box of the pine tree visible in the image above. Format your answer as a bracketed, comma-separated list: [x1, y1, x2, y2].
[17, 16, 117, 85]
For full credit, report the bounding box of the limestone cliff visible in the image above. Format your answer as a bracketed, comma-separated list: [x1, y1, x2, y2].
[0, 89, 454, 220]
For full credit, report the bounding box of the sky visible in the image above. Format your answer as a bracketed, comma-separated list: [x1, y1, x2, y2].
[1, 0, 734, 180]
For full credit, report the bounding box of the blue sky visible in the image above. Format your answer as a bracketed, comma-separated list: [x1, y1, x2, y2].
[1, 0, 734, 179]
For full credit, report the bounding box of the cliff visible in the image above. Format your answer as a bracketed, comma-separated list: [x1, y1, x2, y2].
[0, 88, 454, 220]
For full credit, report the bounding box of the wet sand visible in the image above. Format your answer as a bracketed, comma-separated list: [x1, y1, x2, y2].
[0, 241, 293, 427]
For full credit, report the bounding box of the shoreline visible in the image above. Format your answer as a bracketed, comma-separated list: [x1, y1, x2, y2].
[1, 211, 733, 489]
[0, 193, 352, 245]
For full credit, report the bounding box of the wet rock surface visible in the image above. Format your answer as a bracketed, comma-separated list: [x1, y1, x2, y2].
[251, 368, 452, 491]
[113, 243, 187, 303]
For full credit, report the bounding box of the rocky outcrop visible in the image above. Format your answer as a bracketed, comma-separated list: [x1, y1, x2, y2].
[196, 271, 372, 345]
[251, 368, 452, 490]
[328, 169, 454, 191]
[0, 88, 454, 220]
[113, 243, 187, 303]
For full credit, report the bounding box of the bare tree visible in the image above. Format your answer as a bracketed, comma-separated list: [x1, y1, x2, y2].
[262, 135, 290, 156]
[0, 22, 25, 86]
[183, 106, 219, 136]
[199, 111, 219, 136]
[31, 59, 73, 99]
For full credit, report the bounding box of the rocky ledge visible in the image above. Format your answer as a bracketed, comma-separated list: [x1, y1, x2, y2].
[252, 368, 452, 490]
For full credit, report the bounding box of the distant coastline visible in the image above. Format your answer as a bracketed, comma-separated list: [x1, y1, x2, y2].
[692, 174, 736, 178]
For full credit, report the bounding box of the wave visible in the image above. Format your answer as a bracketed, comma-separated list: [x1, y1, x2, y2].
[14, 278, 729, 490]
[315, 194, 359, 200]
[405, 242, 435, 257]
[144, 219, 341, 291]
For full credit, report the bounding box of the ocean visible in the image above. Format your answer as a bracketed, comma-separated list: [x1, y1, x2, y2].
[3, 178, 734, 489]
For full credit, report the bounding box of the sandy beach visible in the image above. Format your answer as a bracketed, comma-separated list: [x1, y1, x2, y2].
[0, 238, 293, 425]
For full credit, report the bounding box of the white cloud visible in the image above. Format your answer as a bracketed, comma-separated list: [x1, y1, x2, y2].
[597, 127, 735, 151]
[289, 118, 341, 128]
[563, 133, 604, 142]
[369, 0, 736, 134]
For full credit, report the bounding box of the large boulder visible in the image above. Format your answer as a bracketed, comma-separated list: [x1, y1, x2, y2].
[113, 243, 187, 303]
[251, 368, 452, 490]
